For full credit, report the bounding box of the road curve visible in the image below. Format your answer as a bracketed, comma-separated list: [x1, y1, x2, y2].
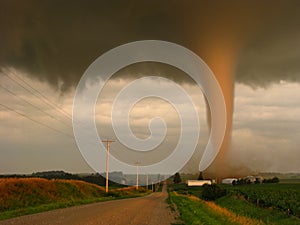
[0, 184, 176, 225]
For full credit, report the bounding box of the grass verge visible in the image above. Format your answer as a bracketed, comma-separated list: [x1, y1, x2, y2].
[169, 192, 262, 225]
[0, 178, 150, 221]
[0, 196, 111, 220]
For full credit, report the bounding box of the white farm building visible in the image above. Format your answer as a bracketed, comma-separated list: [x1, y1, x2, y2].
[221, 178, 238, 185]
[187, 180, 212, 186]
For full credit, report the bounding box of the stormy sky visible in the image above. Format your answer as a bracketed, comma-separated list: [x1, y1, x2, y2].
[0, 0, 300, 175]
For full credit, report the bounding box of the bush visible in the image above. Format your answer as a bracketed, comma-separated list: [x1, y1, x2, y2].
[263, 176, 280, 183]
[201, 184, 227, 201]
[173, 173, 182, 184]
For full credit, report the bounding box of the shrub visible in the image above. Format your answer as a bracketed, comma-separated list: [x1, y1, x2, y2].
[201, 184, 227, 201]
[173, 172, 182, 184]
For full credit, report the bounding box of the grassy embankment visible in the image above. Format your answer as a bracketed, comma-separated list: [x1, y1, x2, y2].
[0, 178, 149, 220]
[168, 183, 300, 225]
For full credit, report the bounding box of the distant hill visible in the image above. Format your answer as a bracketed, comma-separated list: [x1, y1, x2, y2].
[32, 170, 81, 180]
[0, 171, 120, 187]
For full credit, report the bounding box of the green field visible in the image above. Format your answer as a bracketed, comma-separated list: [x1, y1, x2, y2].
[226, 183, 300, 217]
[168, 183, 300, 225]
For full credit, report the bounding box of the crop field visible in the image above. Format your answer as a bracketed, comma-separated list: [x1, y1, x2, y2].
[227, 184, 300, 217]
[168, 183, 300, 225]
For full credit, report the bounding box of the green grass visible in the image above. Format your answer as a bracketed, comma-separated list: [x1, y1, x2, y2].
[169, 193, 239, 225]
[0, 196, 112, 220]
[279, 179, 300, 184]
[168, 183, 202, 196]
[168, 183, 300, 225]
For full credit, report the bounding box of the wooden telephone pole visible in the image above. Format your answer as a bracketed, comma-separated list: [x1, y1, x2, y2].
[135, 162, 140, 190]
[102, 139, 115, 193]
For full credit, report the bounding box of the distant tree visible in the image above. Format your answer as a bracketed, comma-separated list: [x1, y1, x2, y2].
[81, 173, 106, 186]
[31, 171, 80, 180]
[263, 176, 280, 183]
[254, 178, 262, 184]
[198, 172, 204, 180]
[236, 178, 248, 185]
[201, 184, 227, 201]
[271, 176, 279, 183]
[173, 172, 182, 184]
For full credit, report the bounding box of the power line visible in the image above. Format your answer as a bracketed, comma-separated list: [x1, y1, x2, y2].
[2, 70, 72, 121]
[3, 70, 91, 131]
[13, 70, 73, 119]
[1, 69, 98, 138]
[0, 84, 72, 129]
[0, 103, 73, 138]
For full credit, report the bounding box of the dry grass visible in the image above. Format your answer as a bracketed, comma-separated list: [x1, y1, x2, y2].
[187, 195, 264, 225]
[0, 178, 106, 211]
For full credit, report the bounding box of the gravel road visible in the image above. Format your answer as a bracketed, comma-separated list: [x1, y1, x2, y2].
[0, 183, 177, 225]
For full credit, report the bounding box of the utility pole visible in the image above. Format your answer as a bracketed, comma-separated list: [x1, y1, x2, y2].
[102, 139, 115, 193]
[146, 174, 148, 189]
[135, 162, 140, 190]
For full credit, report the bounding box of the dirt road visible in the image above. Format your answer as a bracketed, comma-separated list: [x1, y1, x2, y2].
[0, 184, 177, 225]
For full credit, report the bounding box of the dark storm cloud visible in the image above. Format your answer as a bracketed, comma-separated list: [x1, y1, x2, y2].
[0, 0, 300, 91]
[235, 1, 300, 87]
[0, 0, 191, 91]
[0, 0, 139, 90]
